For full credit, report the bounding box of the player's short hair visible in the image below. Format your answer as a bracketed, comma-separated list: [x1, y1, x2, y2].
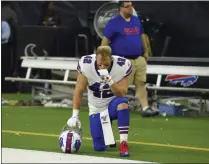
[96, 46, 112, 57]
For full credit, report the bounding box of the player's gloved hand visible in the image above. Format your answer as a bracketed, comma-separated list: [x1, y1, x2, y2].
[67, 109, 81, 128]
[98, 69, 114, 86]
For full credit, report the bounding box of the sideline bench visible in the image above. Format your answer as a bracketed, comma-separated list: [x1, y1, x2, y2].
[5, 56, 209, 111]
[5, 56, 209, 93]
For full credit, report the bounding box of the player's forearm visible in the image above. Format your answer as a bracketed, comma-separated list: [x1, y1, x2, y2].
[141, 34, 148, 53]
[72, 90, 83, 110]
[110, 83, 127, 97]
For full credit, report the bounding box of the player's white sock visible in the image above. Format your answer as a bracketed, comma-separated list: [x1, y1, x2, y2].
[120, 134, 128, 143]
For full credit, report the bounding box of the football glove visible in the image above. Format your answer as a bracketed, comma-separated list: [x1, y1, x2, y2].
[67, 109, 81, 128]
[98, 69, 114, 86]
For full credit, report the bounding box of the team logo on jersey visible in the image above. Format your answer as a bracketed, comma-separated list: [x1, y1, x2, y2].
[101, 115, 108, 124]
[165, 75, 199, 87]
[101, 115, 107, 121]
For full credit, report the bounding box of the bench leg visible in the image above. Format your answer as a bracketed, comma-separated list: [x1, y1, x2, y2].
[31, 86, 35, 104]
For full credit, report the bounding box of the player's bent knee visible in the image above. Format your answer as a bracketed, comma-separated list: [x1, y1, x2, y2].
[112, 97, 129, 111]
[117, 103, 129, 110]
[109, 97, 129, 119]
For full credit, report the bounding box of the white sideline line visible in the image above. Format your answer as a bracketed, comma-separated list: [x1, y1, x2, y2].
[2, 148, 154, 163]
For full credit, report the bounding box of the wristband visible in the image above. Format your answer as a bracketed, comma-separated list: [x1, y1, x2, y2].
[72, 109, 79, 117]
[108, 79, 115, 86]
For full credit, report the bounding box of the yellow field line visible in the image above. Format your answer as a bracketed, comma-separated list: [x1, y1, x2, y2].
[2, 130, 209, 152]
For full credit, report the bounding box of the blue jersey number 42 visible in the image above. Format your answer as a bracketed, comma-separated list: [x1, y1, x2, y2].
[89, 82, 114, 98]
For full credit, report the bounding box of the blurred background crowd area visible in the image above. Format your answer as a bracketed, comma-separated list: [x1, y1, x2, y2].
[1, 1, 209, 93]
[2, 1, 209, 57]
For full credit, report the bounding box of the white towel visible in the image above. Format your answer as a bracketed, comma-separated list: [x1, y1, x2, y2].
[100, 109, 115, 145]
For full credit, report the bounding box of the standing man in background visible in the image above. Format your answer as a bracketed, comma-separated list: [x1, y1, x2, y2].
[1, 21, 11, 44]
[101, 1, 159, 117]
[2, 20, 12, 93]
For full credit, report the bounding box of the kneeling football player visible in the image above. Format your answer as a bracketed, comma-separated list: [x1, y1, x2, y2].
[67, 46, 132, 157]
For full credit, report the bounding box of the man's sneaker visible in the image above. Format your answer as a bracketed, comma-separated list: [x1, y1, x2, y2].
[141, 107, 159, 117]
[119, 141, 130, 157]
[109, 142, 116, 148]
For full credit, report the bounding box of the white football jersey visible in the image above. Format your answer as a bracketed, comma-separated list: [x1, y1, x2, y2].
[77, 54, 132, 115]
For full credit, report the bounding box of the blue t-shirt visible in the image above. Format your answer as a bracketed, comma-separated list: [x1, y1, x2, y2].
[104, 14, 144, 57]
